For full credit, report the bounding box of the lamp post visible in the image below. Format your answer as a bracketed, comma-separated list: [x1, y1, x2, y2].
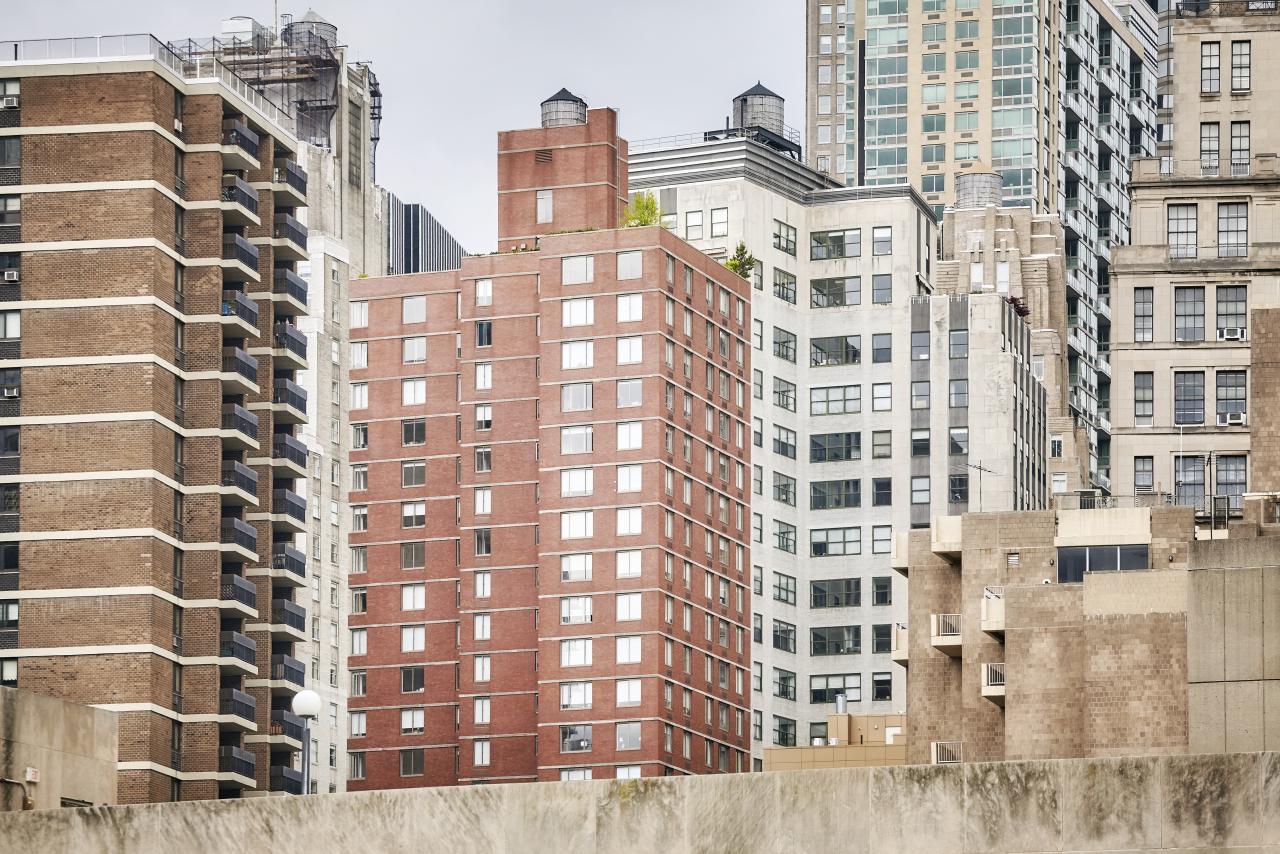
[291, 688, 322, 795]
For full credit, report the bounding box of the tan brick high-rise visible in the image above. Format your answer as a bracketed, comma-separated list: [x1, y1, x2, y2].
[0, 35, 312, 802]
[346, 92, 753, 787]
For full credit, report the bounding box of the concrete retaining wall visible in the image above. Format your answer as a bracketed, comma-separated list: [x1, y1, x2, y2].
[5, 752, 1280, 853]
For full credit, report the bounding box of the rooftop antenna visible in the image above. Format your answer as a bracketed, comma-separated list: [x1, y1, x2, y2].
[967, 462, 999, 513]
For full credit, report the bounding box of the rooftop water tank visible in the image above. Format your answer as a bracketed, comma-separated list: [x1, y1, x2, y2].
[733, 82, 784, 135]
[954, 164, 1003, 209]
[541, 88, 587, 127]
[283, 10, 339, 49]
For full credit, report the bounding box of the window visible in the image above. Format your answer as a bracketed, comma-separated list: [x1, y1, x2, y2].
[402, 418, 426, 445]
[400, 625, 425, 652]
[811, 479, 859, 510]
[560, 596, 592, 625]
[810, 432, 859, 463]
[1202, 41, 1221, 93]
[773, 426, 797, 459]
[474, 405, 492, 430]
[474, 446, 492, 472]
[1134, 372, 1154, 426]
[617, 293, 642, 322]
[617, 336, 642, 365]
[872, 526, 891, 554]
[562, 255, 594, 285]
[536, 189, 553, 223]
[617, 421, 642, 450]
[401, 378, 426, 405]
[561, 425, 593, 454]
[401, 542, 426, 569]
[922, 143, 945, 163]
[773, 269, 797, 304]
[954, 142, 978, 161]
[872, 432, 891, 460]
[772, 620, 796, 653]
[711, 207, 728, 238]
[475, 278, 493, 306]
[562, 297, 594, 327]
[911, 476, 930, 505]
[773, 472, 796, 505]
[1168, 204, 1197, 259]
[810, 229, 860, 261]
[773, 327, 798, 362]
[775, 520, 797, 553]
[616, 506, 641, 536]
[352, 422, 368, 449]
[949, 474, 969, 503]
[616, 635, 641, 663]
[350, 301, 368, 327]
[616, 250, 642, 280]
[1134, 288, 1153, 342]
[949, 379, 968, 408]
[1174, 287, 1205, 342]
[560, 510, 594, 539]
[400, 707, 425, 734]
[873, 383, 891, 411]
[401, 501, 426, 528]
[811, 276, 859, 308]
[561, 382, 593, 413]
[1232, 40, 1251, 91]
[616, 722, 641, 751]
[560, 638, 593, 667]
[402, 337, 426, 364]
[810, 384, 859, 415]
[772, 220, 797, 255]
[871, 227, 892, 255]
[616, 678, 641, 707]
[1218, 454, 1247, 510]
[615, 550, 641, 578]
[870, 333, 891, 364]
[1174, 371, 1205, 425]
[561, 340, 594, 369]
[872, 577, 892, 606]
[473, 740, 491, 767]
[474, 655, 491, 682]
[811, 626, 859, 656]
[1217, 286, 1247, 334]
[0, 197, 17, 227]
[811, 673, 859, 704]
[351, 505, 368, 532]
[0, 311, 18, 340]
[686, 211, 704, 240]
[811, 335, 859, 366]
[617, 378, 643, 408]
[1201, 122, 1220, 171]
[949, 329, 968, 359]
[923, 23, 945, 41]
[1217, 370, 1246, 416]
[872, 673, 892, 702]
[1135, 456, 1154, 494]
[1218, 203, 1247, 258]
[1056, 544, 1150, 583]
[349, 383, 368, 410]
[401, 296, 426, 324]
[398, 748, 424, 777]
[474, 362, 492, 390]
[810, 527, 860, 557]
[871, 275, 891, 304]
[811, 578, 858, 609]
[560, 681, 592, 709]
[773, 377, 796, 411]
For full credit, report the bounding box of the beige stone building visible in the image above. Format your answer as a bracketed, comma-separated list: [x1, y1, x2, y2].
[0, 686, 117, 810]
[1110, 4, 1279, 518]
[761, 711, 905, 770]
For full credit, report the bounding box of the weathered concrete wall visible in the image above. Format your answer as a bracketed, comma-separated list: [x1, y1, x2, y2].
[0, 686, 117, 810]
[5, 752, 1280, 853]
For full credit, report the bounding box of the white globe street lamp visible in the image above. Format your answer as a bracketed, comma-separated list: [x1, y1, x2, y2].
[291, 689, 322, 795]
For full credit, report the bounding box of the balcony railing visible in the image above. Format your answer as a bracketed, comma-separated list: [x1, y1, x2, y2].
[220, 174, 259, 215]
[271, 598, 306, 632]
[984, 662, 1006, 688]
[270, 708, 305, 742]
[219, 573, 257, 609]
[221, 346, 258, 384]
[270, 653, 305, 687]
[273, 488, 306, 522]
[218, 687, 256, 722]
[273, 322, 307, 359]
[222, 120, 260, 160]
[931, 741, 963, 764]
[1177, 0, 1280, 17]
[1155, 156, 1256, 179]
[272, 268, 308, 306]
[220, 289, 259, 326]
[273, 158, 308, 196]
[273, 378, 308, 412]
[220, 403, 259, 440]
[272, 433, 307, 469]
[271, 543, 307, 578]
[269, 765, 304, 794]
[218, 630, 257, 666]
[1054, 492, 1174, 510]
[220, 517, 257, 553]
[273, 213, 307, 248]
[934, 614, 962, 637]
[220, 459, 258, 495]
[222, 233, 260, 270]
[218, 745, 256, 779]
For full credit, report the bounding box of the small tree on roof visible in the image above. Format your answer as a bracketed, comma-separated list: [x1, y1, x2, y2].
[621, 192, 662, 227]
[724, 241, 757, 280]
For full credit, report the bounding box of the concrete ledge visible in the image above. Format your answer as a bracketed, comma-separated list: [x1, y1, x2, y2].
[5, 751, 1280, 852]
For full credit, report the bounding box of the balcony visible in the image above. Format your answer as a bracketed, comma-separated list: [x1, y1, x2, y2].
[272, 321, 307, 370]
[267, 598, 307, 641]
[271, 543, 307, 582]
[272, 158, 308, 205]
[890, 530, 911, 574]
[271, 268, 308, 314]
[271, 488, 306, 532]
[931, 741, 962, 765]
[220, 174, 260, 225]
[219, 573, 257, 612]
[219, 460, 259, 505]
[218, 688, 257, 730]
[977, 586, 1005, 636]
[930, 613, 963, 657]
[220, 403, 259, 449]
[220, 346, 259, 394]
[221, 234, 261, 282]
[221, 120, 261, 170]
[217, 745, 257, 786]
[272, 378, 308, 424]
[218, 630, 257, 674]
[219, 517, 258, 558]
[272, 213, 308, 261]
[269, 765, 304, 795]
[270, 433, 307, 477]
[268, 653, 306, 694]
[269, 709, 305, 746]
[982, 662, 1006, 705]
[891, 622, 909, 666]
[220, 289, 260, 336]
[930, 515, 962, 558]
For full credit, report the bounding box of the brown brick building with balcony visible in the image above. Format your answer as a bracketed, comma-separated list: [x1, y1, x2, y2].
[0, 35, 312, 802]
[347, 92, 753, 787]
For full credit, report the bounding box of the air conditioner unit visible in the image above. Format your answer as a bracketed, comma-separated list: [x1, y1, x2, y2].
[0, 388, 18, 399]
[2, 270, 17, 283]
[0, 97, 19, 110]
[173, 118, 184, 133]
[1218, 411, 1247, 426]
[1217, 327, 1246, 341]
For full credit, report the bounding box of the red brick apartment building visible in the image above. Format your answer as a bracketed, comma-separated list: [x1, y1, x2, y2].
[347, 92, 753, 786]
[0, 36, 312, 801]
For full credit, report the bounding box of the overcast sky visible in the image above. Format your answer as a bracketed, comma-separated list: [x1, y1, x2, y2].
[7, 0, 804, 252]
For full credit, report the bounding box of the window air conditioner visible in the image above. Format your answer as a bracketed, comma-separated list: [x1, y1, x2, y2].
[2, 270, 17, 283]
[0, 388, 18, 399]
[173, 119, 184, 133]
[1217, 327, 1245, 341]
[1227, 411, 1247, 426]
[0, 97, 18, 110]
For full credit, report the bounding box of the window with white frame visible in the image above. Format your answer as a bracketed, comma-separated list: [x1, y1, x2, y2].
[617, 250, 642, 280]
[616, 506, 641, 536]
[562, 255, 594, 285]
[561, 510, 594, 539]
[562, 297, 594, 327]
[616, 635, 641, 664]
[561, 638, 592, 667]
[400, 625, 425, 652]
[617, 336, 642, 364]
[617, 421, 642, 450]
[402, 337, 426, 363]
[402, 378, 426, 405]
[617, 293, 642, 322]
[562, 340, 594, 369]
[401, 296, 426, 324]
[536, 189, 553, 224]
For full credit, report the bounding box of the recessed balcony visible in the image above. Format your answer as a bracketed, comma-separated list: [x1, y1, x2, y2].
[220, 403, 259, 450]
[219, 517, 258, 560]
[221, 234, 261, 283]
[269, 765, 304, 795]
[249, 541, 306, 587]
[217, 745, 257, 788]
[249, 488, 306, 534]
[220, 346, 259, 395]
[981, 587, 1005, 636]
[218, 688, 257, 732]
[262, 653, 306, 696]
[272, 213, 308, 261]
[929, 613, 962, 657]
[981, 662, 1006, 705]
[891, 622, 909, 666]
[221, 120, 261, 171]
[271, 268, 308, 315]
[220, 289, 260, 337]
[271, 158, 308, 206]
[217, 630, 258, 675]
[269, 433, 307, 477]
[271, 379, 308, 424]
[218, 573, 257, 613]
[220, 174, 260, 226]
[272, 321, 307, 370]
[265, 598, 307, 641]
[219, 459, 259, 506]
